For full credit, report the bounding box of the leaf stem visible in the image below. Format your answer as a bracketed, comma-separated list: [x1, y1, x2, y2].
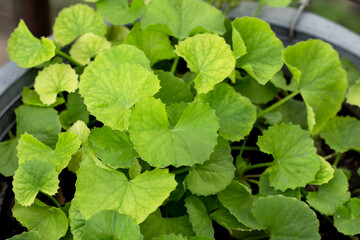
[55, 49, 83, 68]
[257, 90, 300, 118]
[41, 191, 61, 208]
[332, 153, 342, 167]
[231, 146, 259, 151]
[170, 166, 192, 175]
[253, 3, 264, 17]
[187, 75, 196, 86]
[243, 162, 274, 173]
[170, 56, 180, 74]
[247, 179, 259, 185]
[323, 152, 338, 160]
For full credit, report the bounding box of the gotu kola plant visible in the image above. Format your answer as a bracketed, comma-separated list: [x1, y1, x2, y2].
[2, 0, 360, 239]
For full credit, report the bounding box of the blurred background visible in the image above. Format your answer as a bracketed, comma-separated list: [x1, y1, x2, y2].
[0, 0, 359, 67]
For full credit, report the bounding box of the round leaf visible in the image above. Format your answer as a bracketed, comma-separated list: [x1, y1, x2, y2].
[82, 210, 143, 240]
[306, 168, 350, 215]
[97, 0, 145, 25]
[283, 39, 348, 134]
[320, 116, 360, 153]
[232, 17, 284, 85]
[334, 198, 360, 236]
[142, 0, 225, 40]
[125, 23, 176, 66]
[8, 231, 40, 240]
[79, 54, 159, 130]
[0, 139, 18, 177]
[129, 97, 219, 168]
[89, 126, 138, 168]
[252, 196, 320, 240]
[186, 137, 235, 196]
[154, 70, 193, 105]
[13, 160, 59, 206]
[34, 63, 78, 105]
[69, 199, 85, 240]
[346, 79, 360, 107]
[75, 156, 177, 223]
[53, 4, 107, 46]
[199, 83, 256, 142]
[185, 196, 214, 237]
[69, 32, 111, 65]
[13, 200, 69, 240]
[257, 123, 321, 191]
[309, 157, 334, 185]
[8, 20, 55, 68]
[217, 181, 263, 230]
[175, 33, 235, 94]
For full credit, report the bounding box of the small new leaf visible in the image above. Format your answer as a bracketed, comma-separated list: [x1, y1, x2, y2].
[8, 20, 55, 68]
[175, 33, 235, 94]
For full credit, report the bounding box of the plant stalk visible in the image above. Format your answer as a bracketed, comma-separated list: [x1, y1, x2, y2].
[323, 152, 338, 160]
[55, 49, 83, 68]
[253, 3, 264, 17]
[170, 166, 192, 175]
[243, 162, 274, 173]
[41, 191, 61, 208]
[248, 179, 259, 185]
[170, 56, 180, 74]
[257, 90, 300, 118]
[231, 146, 259, 151]
[332, 153, 342, 166]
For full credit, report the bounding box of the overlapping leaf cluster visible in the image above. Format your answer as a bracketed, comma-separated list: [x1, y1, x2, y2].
[3, 0, 360, 239]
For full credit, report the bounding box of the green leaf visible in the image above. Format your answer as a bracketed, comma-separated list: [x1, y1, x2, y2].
[283, 39, 348, 134]
[153, 234, 186, 240]
[13, 200, 68, 240]
[17, 132, 81, 173]
[79, 46, 158, 131]
[82, 210, 143, 240]
[260, 0, 292, 7]
[232, 17, 284, 85]
[320, 116, 360, 153]
[129, 97, 219, 168]
[34, 63, 78, 105]
[210, 207, 250, 233]
[69, 32, 111, 65]
[75, 156, 177, 223]
[199, 83, 256, 142]
[310, 157, 334, 185]
[185, 196, 214, 237]
[69, 199, 85, 240]
[346, 79, 360, 107]
[142, 0, 225, 39]
[67, 146, 95, 173]
[341, 57, 360, 87]
[233, 75, 279, 105]
[257, 123, 320, 191]
[252, 196, 320, 240]
[53, 4, 107, 46]
[125, 23, 176, 66]
[8, 231, 40, 240]
[106, 25, 130, 46]
[217, 180, 263, 230]
[140, 209, 195, 240]
[15, 105, 61, 147]
[0, 139, 18, 177]
[334, 198, 360, 235]
[13, 160, 59, 206]
[68, 120, 90, 144]
[8, 20, 55, 68]
[89, 126, 138, 168]
[306, 168, 350, 215]
[270, 70, 297, 92]
[270, 99, 308, 129]
[65, 92, 90, 126]
[154, 70, 193, 105]
[22, 87, 65, 107]
[186, 137, 235, 196]
[174, 33, 235, 94]
[258, 172, 301, 199]
[97, 0, 145, 25]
